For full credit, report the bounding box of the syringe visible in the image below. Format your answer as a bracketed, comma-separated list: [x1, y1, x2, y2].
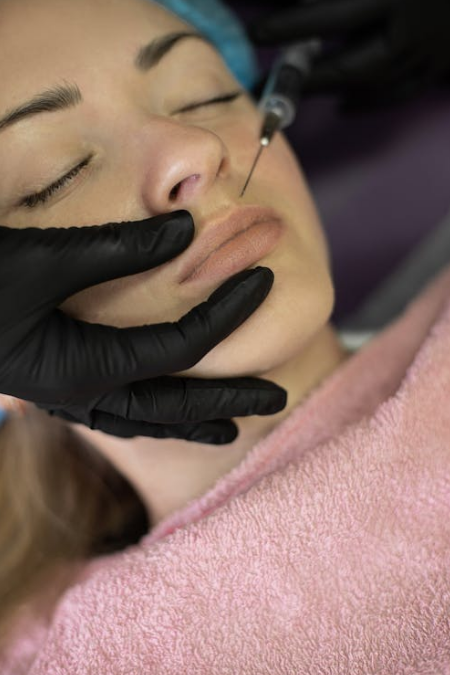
[240, 39, 321, 198]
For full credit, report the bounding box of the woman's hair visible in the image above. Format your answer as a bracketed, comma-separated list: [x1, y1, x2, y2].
[0, 407, 150, 647]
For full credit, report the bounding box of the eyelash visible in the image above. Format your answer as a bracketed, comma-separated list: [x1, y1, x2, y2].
[20, 90, 243, 209]
[174, 89, 242, 114]
[21, 155, 93, 209]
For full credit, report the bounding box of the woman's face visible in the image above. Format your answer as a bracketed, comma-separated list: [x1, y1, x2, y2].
[0, 0, 334, 379]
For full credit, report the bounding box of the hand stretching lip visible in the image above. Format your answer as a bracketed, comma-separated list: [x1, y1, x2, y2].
[177, 205, 286, 286]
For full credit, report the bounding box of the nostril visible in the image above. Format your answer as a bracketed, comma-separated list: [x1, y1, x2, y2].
[169, 182, 182, 202]
[168, 174, 201, 203]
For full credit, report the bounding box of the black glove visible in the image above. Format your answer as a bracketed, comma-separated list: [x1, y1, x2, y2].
[0, 212, 286, 444]
[250, 0, 450, 109]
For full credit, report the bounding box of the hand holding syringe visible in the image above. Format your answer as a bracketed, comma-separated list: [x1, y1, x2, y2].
[240, 40, 322, 197]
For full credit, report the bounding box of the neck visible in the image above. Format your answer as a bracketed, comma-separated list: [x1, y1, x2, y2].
[232, 322, 350, 448]
[75, 323, 350, 526]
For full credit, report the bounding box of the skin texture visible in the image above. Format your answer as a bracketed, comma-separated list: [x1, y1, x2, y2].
[0, 0, 349, 524]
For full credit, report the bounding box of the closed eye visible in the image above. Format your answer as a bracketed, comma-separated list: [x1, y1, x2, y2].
[173, 90, 243, 114]
[20, 155, 93, 209]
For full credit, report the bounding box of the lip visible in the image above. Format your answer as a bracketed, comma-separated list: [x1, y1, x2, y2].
[177, 205, 286, 285]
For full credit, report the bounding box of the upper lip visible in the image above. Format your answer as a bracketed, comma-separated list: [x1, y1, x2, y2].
[177, 205, 284, 283]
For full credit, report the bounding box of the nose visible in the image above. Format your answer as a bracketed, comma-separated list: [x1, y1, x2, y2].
[140, 120, 230, 214]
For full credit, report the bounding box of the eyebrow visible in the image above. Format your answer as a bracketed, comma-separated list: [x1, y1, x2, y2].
[135, 31, 211, 71]
[0, 31, 210, 134]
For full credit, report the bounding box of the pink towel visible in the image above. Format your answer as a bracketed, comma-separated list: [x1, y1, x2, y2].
[3, 264, 450, 674]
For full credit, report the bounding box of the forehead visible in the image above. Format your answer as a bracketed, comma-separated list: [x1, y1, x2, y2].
[0, 0, 192, 103]
[0, 0, 188, 33]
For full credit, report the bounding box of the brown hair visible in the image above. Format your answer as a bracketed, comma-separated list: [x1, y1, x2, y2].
[0, 406, 150, 647]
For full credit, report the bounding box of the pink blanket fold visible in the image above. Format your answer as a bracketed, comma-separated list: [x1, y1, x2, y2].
[3, 265, 450, 674]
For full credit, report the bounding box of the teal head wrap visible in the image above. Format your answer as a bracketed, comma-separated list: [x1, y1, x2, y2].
[0, 407, 7, 428]
[152, 0, 258, 89]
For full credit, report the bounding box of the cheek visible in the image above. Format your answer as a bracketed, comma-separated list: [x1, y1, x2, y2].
[60, 266, 185, 327]
[176, 260, 335, 380]
[260, 134, 331, 263]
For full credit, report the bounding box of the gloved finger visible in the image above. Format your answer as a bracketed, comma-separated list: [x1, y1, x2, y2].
[0, 210, 194, 304]
[55, 409, 239, 444]
[11, 267, 274, 403]
[305, 33, 393, 92]
[251, 0, 394, 45]
[94, 376, 287, 424]
[116, 266, 275, 378]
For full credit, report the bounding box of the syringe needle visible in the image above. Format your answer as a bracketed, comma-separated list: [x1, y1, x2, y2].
[240, 143, 265, 198]
[240, 111, 279, 198]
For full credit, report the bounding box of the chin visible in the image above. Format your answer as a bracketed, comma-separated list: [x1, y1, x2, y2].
[175, 280, 335, 380]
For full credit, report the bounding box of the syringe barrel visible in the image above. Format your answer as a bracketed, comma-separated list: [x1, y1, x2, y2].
[260, 93, 296, 129]
[259, 40, 321, 130]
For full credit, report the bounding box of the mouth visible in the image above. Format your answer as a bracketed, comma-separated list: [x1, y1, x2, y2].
[177, 205, 286, 286]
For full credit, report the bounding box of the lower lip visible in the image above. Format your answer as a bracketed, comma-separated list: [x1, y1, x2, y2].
[181, 218, 286, 285]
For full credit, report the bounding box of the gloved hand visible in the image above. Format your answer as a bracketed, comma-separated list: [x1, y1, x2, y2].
[0, 212, 286, 444]
[250, 0, 450, 110]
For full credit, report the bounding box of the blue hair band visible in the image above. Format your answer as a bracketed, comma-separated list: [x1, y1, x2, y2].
[152, 0, 258, 89]
[0, 407, 8, 428]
